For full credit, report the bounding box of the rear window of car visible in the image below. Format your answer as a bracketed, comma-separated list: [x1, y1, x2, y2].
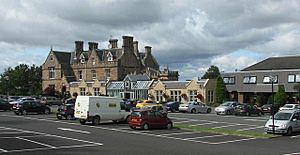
[131, 111, 143, 117]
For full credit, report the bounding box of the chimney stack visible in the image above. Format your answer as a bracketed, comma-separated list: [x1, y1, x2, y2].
[122, 36, 134, 52]
[109, 39, 118, 48]
[75, 41, 84, 53]
[88, 42, 98, 51]
[133, 41, 139, 57]
[145, 46, 152, 57]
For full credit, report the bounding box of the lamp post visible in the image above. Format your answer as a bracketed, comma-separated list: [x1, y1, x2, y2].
[269, 75, 276, 134]
[4, 76, 9, 101]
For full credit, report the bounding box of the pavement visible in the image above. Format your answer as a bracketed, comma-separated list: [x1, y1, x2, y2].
[1, 111, 300, 155]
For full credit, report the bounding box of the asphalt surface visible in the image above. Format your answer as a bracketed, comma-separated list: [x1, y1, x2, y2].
[0, 110, 300, 155]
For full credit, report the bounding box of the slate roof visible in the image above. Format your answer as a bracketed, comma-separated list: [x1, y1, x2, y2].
[162, 81, 189, 89]
[53, 51, 71, 64]
[107, 81, 124, 90]
[242, 56, 300, 71]
[124, 74, 150, 81]
[132, 81, 153, 89]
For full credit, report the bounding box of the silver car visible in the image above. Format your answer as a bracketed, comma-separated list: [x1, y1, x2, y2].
[264, 109, 300, 135]
[179, 102, 212, 113]
[215, 101, 240, 115]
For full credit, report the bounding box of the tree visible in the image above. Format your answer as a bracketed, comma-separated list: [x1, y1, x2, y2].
[293, 83, 300, 102]
[201, 65, 221, 79]
[215, 76, 227, 105]
[274, 85, 287, 107]
[0, 64, 42, 96]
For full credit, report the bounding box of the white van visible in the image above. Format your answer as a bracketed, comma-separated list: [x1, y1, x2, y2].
[74, 96, 130, 125]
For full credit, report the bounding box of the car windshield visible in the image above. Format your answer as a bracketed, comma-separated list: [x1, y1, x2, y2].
[131, 111, 142, 117]
[221, 102, 232, 106]
[283, 105, 294, 108]
[274, 112, 292, 120]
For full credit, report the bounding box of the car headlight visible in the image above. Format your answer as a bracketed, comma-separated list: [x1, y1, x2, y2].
[280, 124, 287, 128]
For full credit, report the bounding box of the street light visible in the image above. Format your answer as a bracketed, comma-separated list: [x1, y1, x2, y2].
[269, 75, 276, 134]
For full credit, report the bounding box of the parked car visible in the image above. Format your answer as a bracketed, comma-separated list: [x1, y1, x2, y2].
[0, 99, 11, 111]
[9, 97, 35, 105]
[261, 104, 279, 115]
[57, 104, 75, 120]
[165, 101, 180, 112]
[128, 109, 173, 130]
[141, 104, 167, 115]
[40, 96, 62, 105]
[264, 109, 300, 135]
[279, 104, 300, 111]
[13, 101, 51, 115]
[64, 98, 76, 105]
[135, 100, 156, 109]
[233, 103, 262, 116]
[179, 101, 212, 113]
[215, 101, 240, 115]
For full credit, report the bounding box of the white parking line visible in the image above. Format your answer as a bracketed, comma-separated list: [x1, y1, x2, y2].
[237, 126, 264, 131]
[57, 128, 90, 134]
[184, 134, 225, 140]
[189, 122, 218, 127]
[173, 120, 201, 124]
[159, 131, 197, 136]
[16, 137, 56, 148]
[0, 131, 27, 134]
[244, 118, 268, 122]
[283, 152, 300, 155]
[0, 148, 8, 153]
[210, 137, 256, 145]
[212, 124, 245, 129]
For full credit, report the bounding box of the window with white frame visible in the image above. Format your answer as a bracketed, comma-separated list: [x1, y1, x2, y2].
[288, 74, 300, 83]
[263, 76, 278, 84]
[91, 70, 96, 80]
[243, 76, 257, 84]
[223, 77, 235, 84]
[79, 71, 83, 80]
[92, 58, 96, 65]
[80, 88, 86, 96]
[49, 67, 55, 79]
[208, 90, 214, 103]
[107, 52, 113, 61]
[94, 88, 100, 96]
[170, 90, 181, 102]
[156, 90, 163, 102]
[189, 90, 197, 101]
[80, 54, 85, 63]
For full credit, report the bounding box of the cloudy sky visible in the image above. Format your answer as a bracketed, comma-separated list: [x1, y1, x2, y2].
[1, 0, 300, 80]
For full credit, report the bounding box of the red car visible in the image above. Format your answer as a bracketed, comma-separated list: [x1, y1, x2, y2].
[128, 109, 173, 130]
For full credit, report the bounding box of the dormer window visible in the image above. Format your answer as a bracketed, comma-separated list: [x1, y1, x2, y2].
[80, 54, 85, 64]
[50, 55, 53, 61]
[107, 52, 113, 61]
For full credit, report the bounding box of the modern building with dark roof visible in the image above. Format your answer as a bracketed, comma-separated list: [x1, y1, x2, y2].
[42, 36, 179, 95]
[221, 56, 300, 104]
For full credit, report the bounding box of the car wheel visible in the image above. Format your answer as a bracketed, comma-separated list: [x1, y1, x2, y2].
[226, 110, 231, 115]
[112, 120, 118, 123]
[258, 112, 263, 116]
[44, 109, 50, 115]
[166, 122, 173, 129]
[129, 126, 136, 129]
[207, 108, 211, 113]
[286, 127, 293, 136]
[66, 115, 72, 120]
[22, 110, 27, 115]
[14, 112, 19, 115]
[80, 120, 86, 125]
[57, 116, 62, 120]
[92, 116, 100, 125]
[171, 109, 175, 113]
[143, 123, 150, 130]
[246, 112, 250, 116]
[191, 108, 196, 113]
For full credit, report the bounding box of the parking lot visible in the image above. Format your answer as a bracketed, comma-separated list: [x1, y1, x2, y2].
[2, 111, 300, 155]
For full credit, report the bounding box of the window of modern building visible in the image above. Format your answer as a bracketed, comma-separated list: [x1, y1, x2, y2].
[223, 77, 235, 84]
[156, 90, 163, 102]
[189, 90, 197, 101]
[263, 75, 278, 84]
[49, 67, 55, 79]
[243, 76, 256, 84]
[91, 70, 96, 80]
[94, 88, 100, 96]
[79, 70, 83, 80]
[80, 88, 86, 96]
[288, 74, 300, 83]
[170, 90, 182, 102]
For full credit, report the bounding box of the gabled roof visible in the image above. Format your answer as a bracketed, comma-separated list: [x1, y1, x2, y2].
[52, 51, 71, 64]
[162, 81, 189, 89]
[124, 74, 150, 81]
[242, 56, 300, 71]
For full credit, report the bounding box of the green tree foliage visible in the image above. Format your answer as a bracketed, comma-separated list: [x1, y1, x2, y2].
[201, 65, 221, 79]
[293, 83, 300, 102]
[0, 64, 42, 96]
[215, 76, 227, 105]
[274, 85, 287, 107]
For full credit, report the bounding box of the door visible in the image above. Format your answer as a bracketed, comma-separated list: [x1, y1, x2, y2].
[294, 112, 300, 131]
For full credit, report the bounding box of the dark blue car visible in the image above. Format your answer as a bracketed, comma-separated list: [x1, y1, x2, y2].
[165, 101, 181, 112]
